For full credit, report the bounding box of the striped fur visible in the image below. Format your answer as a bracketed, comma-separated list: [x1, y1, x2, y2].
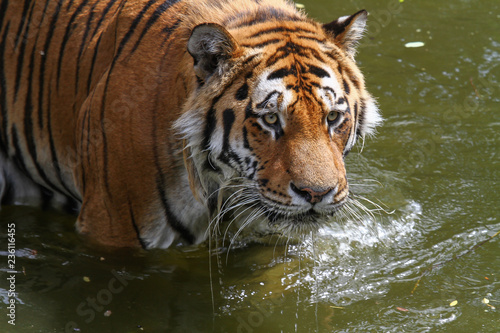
[0, 0, 381, 248]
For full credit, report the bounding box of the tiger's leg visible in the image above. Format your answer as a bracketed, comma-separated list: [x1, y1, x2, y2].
[74, 73, 145, 248]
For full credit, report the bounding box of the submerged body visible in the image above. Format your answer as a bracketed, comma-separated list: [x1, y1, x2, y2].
[0, 0, 381, 248]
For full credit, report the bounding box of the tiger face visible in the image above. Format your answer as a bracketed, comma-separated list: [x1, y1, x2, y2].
[177, 11, 381, 236]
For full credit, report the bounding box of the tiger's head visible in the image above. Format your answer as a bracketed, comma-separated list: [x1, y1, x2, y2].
[175, 10, 382, 236]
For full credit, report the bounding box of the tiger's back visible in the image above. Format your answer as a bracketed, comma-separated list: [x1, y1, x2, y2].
[0, 0, 382, 248]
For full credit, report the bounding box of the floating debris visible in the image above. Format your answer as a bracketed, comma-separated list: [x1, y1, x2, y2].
[405, 42, 425, 48]
[104, 310, 112, 317]
[396, 307, 409, 312]
[482, 298, 490, 304]
[295, 3, 305, 9]
[450, 300, 458, 307]
[83, 276, 90, 282]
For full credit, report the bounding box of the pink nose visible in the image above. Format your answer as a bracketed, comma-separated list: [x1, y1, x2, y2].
[290, 183, 334, 204]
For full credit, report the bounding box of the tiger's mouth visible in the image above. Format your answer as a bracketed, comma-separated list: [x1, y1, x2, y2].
[218, 186, 347, 236]
[261, 201, 345, 234]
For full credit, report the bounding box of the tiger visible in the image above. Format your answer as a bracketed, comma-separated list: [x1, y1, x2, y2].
[0, 0, 382, 249]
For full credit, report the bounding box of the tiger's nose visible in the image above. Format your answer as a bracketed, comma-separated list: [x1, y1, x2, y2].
[290, 183, 334, 204]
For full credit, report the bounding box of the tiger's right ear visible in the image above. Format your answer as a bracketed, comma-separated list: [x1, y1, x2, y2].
[323, 10, 368, 59]
[188, 23, 240, 82]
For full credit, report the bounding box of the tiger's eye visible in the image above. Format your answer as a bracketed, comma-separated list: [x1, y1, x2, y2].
[327, 111, 339, 122]
[264, 113, 278, 125]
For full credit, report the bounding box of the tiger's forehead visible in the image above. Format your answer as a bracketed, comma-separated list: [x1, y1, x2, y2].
[251, 64, 345, 113]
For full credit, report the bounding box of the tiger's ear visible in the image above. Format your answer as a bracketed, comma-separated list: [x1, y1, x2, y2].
[323, 10, 367, 59]
[188, 23, 240, 81]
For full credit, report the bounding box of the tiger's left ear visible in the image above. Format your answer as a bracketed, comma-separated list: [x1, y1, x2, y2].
[323, 10, 367, 59]
[188, 23, 240, 82]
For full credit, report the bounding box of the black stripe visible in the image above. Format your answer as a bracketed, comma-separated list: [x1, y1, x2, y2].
[218, 108, 242, 167]
[308, 65, 330, 78]
[343, 78, 350, 95]
[128, 202, 146, 249]
[57, 0, 89, 90]
[245, 100, 255, 119]
[115, 0, 156, 60]
[353, 101, 358, 122]
[357, 99, 366, 137]
[296, 35, 325, 43]
[235, 82, 248, 100]
[66, 0, 76, 11]
[23, 32, 60, 193]
[91, 0, 118, 39]
[0, 174, 15, 205]
[241, 54, 259, 68]
[14, 1, 42, 102]
[161, 17, 181, 46]
[337, 63, 343, 75]
[202, 107, 217, 151]
[13, 0, 31, 49]
[0, 0, 8, 31]
[24, 101, 60, 193]
[10, 126, 29, 177]
[75, 1, 98, 95]
[130, 0, 180, 55]
[334, 61, 360, 90]
[0, 23, 10, 152]
[86, 32, 102, 94]
[230, 7, 302, 29]
[256, 90, 279, 109]
[38, 0, 63, 130]
[97, 0, 157, 195]
[248, 26, 316, 39]
[149, 24, 196, 244]
[265, 42, 321, 67]
[155, 169, 195, 244]
[46, 86, 78, 199]
[241, 38, 282, 48]
[323, 86, 336, 98]
[201, 94, 223, 150]
[222, 108, 235, 150]
[242, 126, 251, 150]
[267, 68, 292, 80]
[265, 52, 288, 67]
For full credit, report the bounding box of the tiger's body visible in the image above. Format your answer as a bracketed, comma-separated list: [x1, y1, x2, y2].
[0, 0, 381, 248]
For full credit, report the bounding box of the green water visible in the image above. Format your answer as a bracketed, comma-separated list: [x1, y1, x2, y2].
[1, 0, 499, 332]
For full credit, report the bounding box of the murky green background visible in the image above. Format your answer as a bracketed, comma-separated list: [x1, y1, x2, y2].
[1, 0, 499, 332]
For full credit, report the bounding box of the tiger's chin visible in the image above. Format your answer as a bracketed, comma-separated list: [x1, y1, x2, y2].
[226, 201, 343, 244]
[265, 209, 338, 235]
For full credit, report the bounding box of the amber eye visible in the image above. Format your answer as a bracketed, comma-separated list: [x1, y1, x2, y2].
[264, 113, 278, 125]
[327, 111, 340, 123]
